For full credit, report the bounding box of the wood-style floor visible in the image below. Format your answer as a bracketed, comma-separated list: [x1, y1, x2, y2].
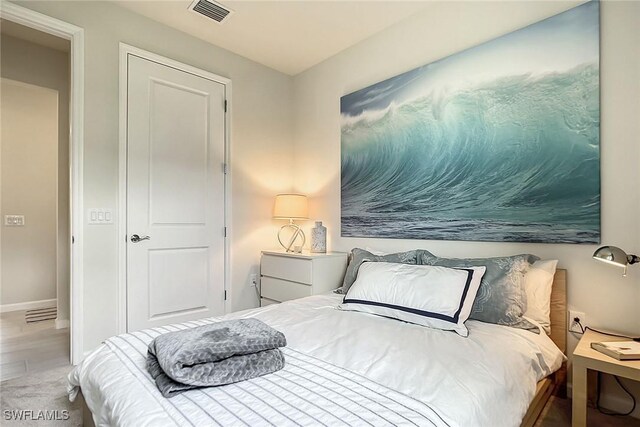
[0, 309, 70, 381]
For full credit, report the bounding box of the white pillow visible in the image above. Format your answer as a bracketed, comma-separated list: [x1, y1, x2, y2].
[523, 260, 558, 335]
[339, 262, 486, 337]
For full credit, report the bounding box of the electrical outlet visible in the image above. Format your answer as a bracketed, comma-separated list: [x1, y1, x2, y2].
[569, 310, 586, 333]
[249, 274, 259, 288]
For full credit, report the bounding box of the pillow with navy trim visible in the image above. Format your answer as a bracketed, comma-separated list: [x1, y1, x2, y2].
[338, 248, 418, 295]
[339, 262, 486, 337]
[419, 251, 539, 332]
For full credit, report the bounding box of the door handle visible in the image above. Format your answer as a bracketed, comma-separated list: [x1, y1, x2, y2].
[130, 234, 151, 243]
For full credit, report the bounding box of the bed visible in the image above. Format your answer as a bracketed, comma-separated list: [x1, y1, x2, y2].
[72, 269, 567, 427]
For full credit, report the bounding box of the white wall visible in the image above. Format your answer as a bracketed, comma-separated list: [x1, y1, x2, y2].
[1, 33, 71, 322]
[15, 0, 295, 352]
[1, 79, 58, 306]
[292, 0, 640, 414]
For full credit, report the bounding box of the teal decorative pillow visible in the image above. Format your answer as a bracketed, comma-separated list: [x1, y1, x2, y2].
[339, 248, 418, 294]
[418, 251, 539, 332]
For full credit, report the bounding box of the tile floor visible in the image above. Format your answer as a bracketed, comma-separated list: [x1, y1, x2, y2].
[0, 309, 70, 382]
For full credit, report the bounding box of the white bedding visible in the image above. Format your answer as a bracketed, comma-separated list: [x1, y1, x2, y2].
[70, 293, 564, 427]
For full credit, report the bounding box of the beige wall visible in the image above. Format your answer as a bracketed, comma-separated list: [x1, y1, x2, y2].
[1, 79, 58, 306]
[10, 0, 639, 413]
[292, 0, 640, 414]
[15, 1, 295, 352]
[1, 34, 70, 321]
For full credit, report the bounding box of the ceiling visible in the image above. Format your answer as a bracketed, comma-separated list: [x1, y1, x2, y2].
[116, 1, 430, 75]
[1, 18, 70, 52]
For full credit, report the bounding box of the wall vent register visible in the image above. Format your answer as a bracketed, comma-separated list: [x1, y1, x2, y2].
[189, 0, 233, 23]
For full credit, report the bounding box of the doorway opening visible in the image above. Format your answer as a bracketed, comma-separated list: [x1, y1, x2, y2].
[1, 2, 85, 367]
[0, 20, 71, 380]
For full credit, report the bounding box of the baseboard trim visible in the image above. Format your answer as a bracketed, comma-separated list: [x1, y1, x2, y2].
[0, 298, 57, 313]
[55, 318, 70, 329]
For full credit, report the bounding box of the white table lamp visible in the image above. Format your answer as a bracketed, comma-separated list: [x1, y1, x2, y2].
[273, 194, 308, 252]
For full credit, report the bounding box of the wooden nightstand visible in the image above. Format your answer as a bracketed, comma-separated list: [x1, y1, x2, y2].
[572, 329, 640, 427]
[260, 250, 348, 306]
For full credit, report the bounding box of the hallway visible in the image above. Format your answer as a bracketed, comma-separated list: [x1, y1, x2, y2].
[0, 309, 69, 382]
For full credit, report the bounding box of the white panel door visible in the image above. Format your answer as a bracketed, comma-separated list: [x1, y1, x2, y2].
[126, 55, 226, 332]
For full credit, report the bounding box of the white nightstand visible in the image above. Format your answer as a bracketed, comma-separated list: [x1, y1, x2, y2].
[572, 329, 640, 427]
[260, 250, 348, 306]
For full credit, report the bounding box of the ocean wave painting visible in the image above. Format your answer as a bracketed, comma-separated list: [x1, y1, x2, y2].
[340, 1, 600, 244]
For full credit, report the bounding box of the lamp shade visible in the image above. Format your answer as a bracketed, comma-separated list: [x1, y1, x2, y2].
[593, 246, 628, 268]
[592, 246, 639, 269]
[273, 194, 308, 220]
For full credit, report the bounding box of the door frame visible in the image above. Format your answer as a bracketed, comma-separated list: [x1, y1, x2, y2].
[0, 3, 85, 364]
[118, 43, 232, 333]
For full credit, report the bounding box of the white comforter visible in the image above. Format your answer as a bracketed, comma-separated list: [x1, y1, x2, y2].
[70, 294, 564, 427]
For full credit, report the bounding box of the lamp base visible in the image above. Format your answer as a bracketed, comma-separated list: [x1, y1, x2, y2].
[278, 222, 306, 252]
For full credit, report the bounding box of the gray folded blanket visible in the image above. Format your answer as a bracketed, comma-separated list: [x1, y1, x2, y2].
[147, 318, 286, 398]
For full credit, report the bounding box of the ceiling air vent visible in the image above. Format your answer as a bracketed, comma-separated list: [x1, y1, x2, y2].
[189, 0, 233, 24]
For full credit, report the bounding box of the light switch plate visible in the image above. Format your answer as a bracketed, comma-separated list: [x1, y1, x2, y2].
[88, 209, 114, 225]
[4, 215, 25, 226]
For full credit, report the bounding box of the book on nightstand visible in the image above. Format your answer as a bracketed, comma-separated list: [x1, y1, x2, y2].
[591, 341, 640, 360]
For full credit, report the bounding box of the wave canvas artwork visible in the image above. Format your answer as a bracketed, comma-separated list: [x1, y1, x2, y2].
[340, 1, 600, 243]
